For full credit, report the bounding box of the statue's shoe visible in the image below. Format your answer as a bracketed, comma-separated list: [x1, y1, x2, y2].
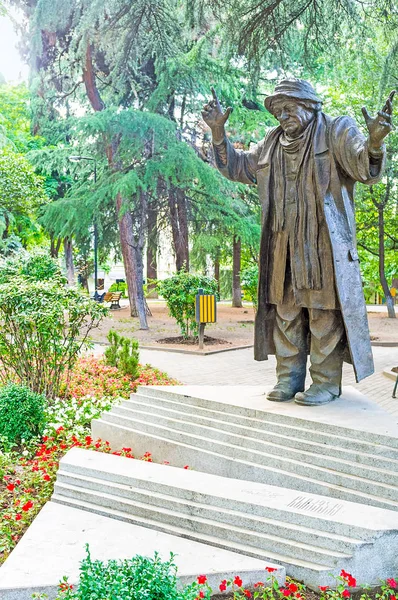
[294, 384, 339, 406]
[266, 382, 304, 402]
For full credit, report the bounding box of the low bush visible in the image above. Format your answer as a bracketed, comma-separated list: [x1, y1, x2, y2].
[241, 265, 258, 310]
[157, 271, 218, 338]
[21, 252, 65, 283]
[104, 330, 139, 379]
[109, 281, 128, 297]
[0, 383, 46, 447]
[0, 278, 107, 398]
[50, 548, 200, 600]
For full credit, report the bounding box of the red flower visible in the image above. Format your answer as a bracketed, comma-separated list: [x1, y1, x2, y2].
[254, 582, 264, 588]
[391, 596, 396, 600]
[289, 583, 299, 593]
[183, 465, 189, 469]
[282, 590, 292, 597]
[342, 591, 350, 598]
[244, 591, 252, 598]
[347, 576, 357, 588]
[266, 567, 278, 573]
[85, 436, 92, 445]
[6, 483, 15, 491]
[319, 586, 329, 592]
[198, 592, 205, 599]
[43, 474, 51, 482]
[22, 500, 33, 512]
[219, 580, 227, 592]
[387, 580, 398, 589]
[234, 576, 243, 587]
[15, 479, 21, 485]
[197, 575, 207, 584]
[15, 514, 22, 521]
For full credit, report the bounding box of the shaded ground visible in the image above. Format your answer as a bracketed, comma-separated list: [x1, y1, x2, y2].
[88, 301, 398, 351]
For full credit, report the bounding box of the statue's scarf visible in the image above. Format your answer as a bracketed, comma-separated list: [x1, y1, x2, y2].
[270, 114, 322, 290]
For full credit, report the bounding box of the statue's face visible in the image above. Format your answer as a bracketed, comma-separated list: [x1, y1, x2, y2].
[272, 98, 315, 138]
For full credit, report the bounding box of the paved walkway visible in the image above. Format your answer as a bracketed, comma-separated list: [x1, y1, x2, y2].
[138, 345, 398, 416]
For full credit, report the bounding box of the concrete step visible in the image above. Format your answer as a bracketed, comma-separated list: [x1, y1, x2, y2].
[112, 400, 398, 484]
[51, 449, 398, 587]
[54, 482, 350, 567]
[128, 394, 398, 465]
[0, 502, 283, 600]
[132, 390, 398, 460]
[59, 452, 389, 541]
[135, 386, 398, 450]
[51, 493, 329, 585]
[55, 470, 366, 555]
[93, 412, 398, 508]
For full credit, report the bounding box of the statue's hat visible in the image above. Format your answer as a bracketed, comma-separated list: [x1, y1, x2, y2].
[264, 79, 322, 114]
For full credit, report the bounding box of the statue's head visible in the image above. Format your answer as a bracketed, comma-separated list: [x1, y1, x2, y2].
[265, 79, 322, 138]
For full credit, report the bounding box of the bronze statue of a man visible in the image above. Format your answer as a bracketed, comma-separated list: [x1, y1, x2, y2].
[202, 79, 395, 406]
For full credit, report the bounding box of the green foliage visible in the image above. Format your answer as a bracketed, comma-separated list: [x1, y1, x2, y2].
[241, 265, 258, 310]
[0, 250, 64, 285]
[21, 251, 65, 283]
[104, 330, 139, 379]
[0, 149, 47, 238]
[109, 281, 128, 297]
[0, 84, 44, 152]
[157, 271, 218, 338]
[52, 547, 199, 600]
[0, 272, 107, 398]
[0, 383, 46, 447]
[0, 234, 23, 257]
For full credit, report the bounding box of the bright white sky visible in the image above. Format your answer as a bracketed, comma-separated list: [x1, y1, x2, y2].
[0, 10, 29, 83]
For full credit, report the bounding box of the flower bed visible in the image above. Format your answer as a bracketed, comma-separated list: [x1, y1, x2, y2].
[0, 356, 178, 563]
[60, 355, 178, 399]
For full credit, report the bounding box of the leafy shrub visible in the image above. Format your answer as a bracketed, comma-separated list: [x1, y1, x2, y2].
[109, 281, 128, 297]
[157, 271, 218, 338]
[0, 383, 45, 446]
[241, 265, 259, 310]
[0, 249, 64, 285]
[52, 548, 199, 600]
[104, 330, 139, 379]
[0, 278, 107, 398]
[0, 234, 23, 257]
[21, 251, 64, 283]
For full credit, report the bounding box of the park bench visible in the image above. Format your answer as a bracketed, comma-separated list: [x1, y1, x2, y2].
[103, 291, 122, 310]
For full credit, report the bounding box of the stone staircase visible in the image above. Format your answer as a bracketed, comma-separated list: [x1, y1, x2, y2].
[52, 447, 398, 588]
[91, 386, 398, 512]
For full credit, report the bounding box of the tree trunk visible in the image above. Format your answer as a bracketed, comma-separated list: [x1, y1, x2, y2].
[82, 41, 148, 328]
[146, 199, 158, 298]
[168, 185, 189, 271]
[50, 235, 61, 258]
[2, 213, 9, 239]
[232, 235, 242, 307]
[64, 237, 75, 287]
[214, 253, 220, 295]
[116, 193, 148, 329]
[378, 205, 396, 318]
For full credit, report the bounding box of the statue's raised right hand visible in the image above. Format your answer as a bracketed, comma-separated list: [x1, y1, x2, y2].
[201, 87, 232, 129]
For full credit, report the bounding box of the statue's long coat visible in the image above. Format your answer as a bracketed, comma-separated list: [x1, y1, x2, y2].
[214, 113, 385, 382]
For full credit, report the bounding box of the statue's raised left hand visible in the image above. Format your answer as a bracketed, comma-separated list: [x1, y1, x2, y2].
[362, 90, 395, 152]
